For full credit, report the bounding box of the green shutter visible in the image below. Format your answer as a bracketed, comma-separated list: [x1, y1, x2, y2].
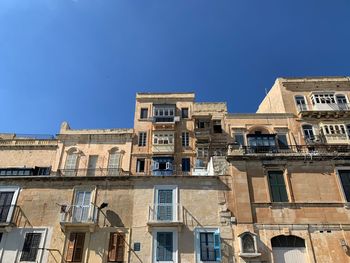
[268, 171, 288, 202]
[214, 230, 221, 261]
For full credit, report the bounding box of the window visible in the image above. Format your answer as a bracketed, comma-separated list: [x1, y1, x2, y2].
[153, 133, 174, 145]
[108, 152, 121, 169]
[338, 170, 350, 202]
[295, 96, 307, 111]
[153, 105, 175, 122]
[0, 167, 51, 176]
[20, 233, 41, 261]
[108, 232, 125, 262]
[277, 134, 289, 149]
[66, 232, 85, 262]
[136, 159, 145, 173]
[268, 171, 288, 202]
[242, 234, 255, 253]
[153, 231, 177, 262]
[140, 108, 148, 119]
[181, 108, 189, 118]
[195, 228, 221, 263]
[182, 158, 190, 172]
[197, 148, 208, 158]
[73, 191, 92, 222]
[271, 235, 305, 248]
[233, 133, 245, 146]
[182, 132, 189, 147]
[311, 93, 335, 104]
[302, 124, 315, 141]
[152, 157, 174, 176]
[154, 186, 177, 221]
[336, 94, 347, 104]
[65, 152, 79, 176]
[0, 187, 19, 224]
[138, 132, 147, 147]
[213, 120, 222, 133]
[87, 155, 98, 176]
[197, 121, 207, 129]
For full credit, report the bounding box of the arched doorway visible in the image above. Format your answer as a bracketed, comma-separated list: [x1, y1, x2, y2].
[271, 235, 307, 263]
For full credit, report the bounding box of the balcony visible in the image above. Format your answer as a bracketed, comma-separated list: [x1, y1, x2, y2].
[227, 144, 350, 160]
[59, 204, 98, 232]
[57, 168, 129, 177]
[152, 144, 175, 154]
[324, 134, 349, 144]
[297, 103, 350, 118]
[147, 203, 183, 228]
[0, 205, 20, 228]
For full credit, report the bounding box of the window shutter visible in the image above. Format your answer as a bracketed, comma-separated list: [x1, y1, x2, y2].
[166, 162, 170, 170]
[108, 233, 118, 261]
[154, 161, 159, 170]
[116, 233, 125, 262]
[73, 233, 85, 262]
[66, 233, 76, 262]
[214, 230, 222, 261]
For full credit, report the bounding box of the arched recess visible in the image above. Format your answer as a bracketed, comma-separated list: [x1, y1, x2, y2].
[271, 235, 307, 263]
[64, 147, 83, 176]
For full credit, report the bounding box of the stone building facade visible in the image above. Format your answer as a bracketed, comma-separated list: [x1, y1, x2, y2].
[0, 76, 350, 263]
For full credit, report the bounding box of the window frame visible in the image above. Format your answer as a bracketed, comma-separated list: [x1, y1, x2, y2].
[294, 95, 308, 111]
[335, 168, 350, 204]
[108, 232, 126, 262]
[0, 186, 20, 224]
[152, 227, 178, 263]
[138, 132, 147, 147]
[267, 170, 289, 203]
[65, 232, 86, 262]
[18, 228, 47, 263]
[194, 227, 221, 263]
[153, 185, 178, 222]
[181, 108, 189, 119]
[181, 158, 191, 172]
[136, 158, 145, 173]
[182, 132, 190, 147]
[238, 231, 261, 257]
[140, 108, 149, 119]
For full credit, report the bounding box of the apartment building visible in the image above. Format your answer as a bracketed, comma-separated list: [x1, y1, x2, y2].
[226, 77, 350, 263]
[0, 77, 350, 263]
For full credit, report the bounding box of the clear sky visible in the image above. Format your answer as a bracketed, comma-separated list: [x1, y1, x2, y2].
[0, 0, 349, 134]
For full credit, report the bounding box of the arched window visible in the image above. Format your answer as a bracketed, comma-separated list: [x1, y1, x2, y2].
[302, 124, 315, 141]
[64, 148, 80, 176]
[108, 148, 123, 176]
[295, 95, 307, 111]
[271, 235, 305, 248]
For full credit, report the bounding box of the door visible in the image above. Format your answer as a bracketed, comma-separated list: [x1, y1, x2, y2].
[156, 190, 174, 221]
[72, 191, 91, 222]
[156, 232, 173, 262]
[87, 155, 98, 176]
[0, 192, 14, 223]
[272, 247, 307, 263]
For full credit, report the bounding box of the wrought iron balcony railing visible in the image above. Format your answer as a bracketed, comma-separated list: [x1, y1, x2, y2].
[60, 204, 98, 224]
[228, 144, 350, 156]
[57, 168, 129, 177]
[148, 203, 183, 225]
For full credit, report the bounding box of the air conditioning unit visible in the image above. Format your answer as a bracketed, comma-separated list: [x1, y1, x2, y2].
[174, 116, 180, 122]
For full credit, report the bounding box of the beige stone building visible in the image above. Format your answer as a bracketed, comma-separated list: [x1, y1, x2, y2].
[0, 77, 350, 263]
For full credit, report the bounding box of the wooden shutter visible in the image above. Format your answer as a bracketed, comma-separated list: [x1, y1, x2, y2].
[108, 233, 125, 262]
[214, 230, 222, 261]
[268, 171, 288, 202]
[66, 232, 85, 262]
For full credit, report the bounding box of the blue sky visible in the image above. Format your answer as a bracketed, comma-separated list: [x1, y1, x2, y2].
[0, 0, 349, 134]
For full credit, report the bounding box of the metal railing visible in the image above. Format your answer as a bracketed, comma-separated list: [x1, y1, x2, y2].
[58, 168, 129, 177]
[228, 144, 350, 155]
[60, 204, 98, 224]
[148, 203, 182, 223]
[0, 205, 20, 225]
[297, 103, 350, 112]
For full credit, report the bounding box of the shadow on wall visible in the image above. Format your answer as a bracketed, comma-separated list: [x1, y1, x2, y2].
[105, 210, 125, 227]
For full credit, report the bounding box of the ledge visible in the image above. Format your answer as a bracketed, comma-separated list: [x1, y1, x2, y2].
[239, 252, 261, 258]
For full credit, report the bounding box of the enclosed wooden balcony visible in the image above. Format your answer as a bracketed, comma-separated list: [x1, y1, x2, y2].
[297, 103, 350, 118]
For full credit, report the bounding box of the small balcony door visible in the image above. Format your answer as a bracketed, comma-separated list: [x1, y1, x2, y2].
[156, 188, 176, 221]
[72, 191, 91, 222]
[0, 191, 14, 223]
[87, 155, 98, 176]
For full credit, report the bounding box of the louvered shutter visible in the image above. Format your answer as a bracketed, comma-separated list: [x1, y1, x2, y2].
[20, 233, 42, 261]
[214, 230, 221, 261]
[268, 171, 288, 202]
[157, 190, 173, 221]
[66, 233, 76, 262]
[116, 233, 125, 262]
[108, 233, 118, 261]
[73, 233, 85, 262]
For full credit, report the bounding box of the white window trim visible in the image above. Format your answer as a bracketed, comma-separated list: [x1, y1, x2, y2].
[335, 93, 349, 103]
[335, 167, 350, 205]
[16, 228, 48, 263]
[0, 186, 20, 223]
[301, 123, 317, 141]
[294, 95, 308, 111]
[153, 185, 178, 221]
[194, 227, 220, 263]
[152, 227, 178, 263]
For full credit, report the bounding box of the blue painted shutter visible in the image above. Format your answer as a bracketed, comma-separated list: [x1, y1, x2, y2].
[214, 230, 221, 261]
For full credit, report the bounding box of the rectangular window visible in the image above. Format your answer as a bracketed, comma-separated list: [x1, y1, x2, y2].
[136, 159, 145, 173]
[182, 158, 190, 172]
[0, 191, 15, 223]
[268, 171, 288, 202]
[156, 232, 173, 261]
[108, 232, 125, 262]
[182, 132, 189, 147]
[234, 133, 245, 146]
[140, 108, 148, 119]
[213, 120, 222, 133]
[66, 232, 85, 262]
[277, 134, 289, 149]
[339, 170, 350, 202]
[197, 148, 208, 158]
[181, 108, 189, 118]
[138, 132, 147, 147]
[73, 191, 92, 222]
[20, 233, 42, 262]
[153, 133, 174, 145]
[196, 229, 221, 262]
